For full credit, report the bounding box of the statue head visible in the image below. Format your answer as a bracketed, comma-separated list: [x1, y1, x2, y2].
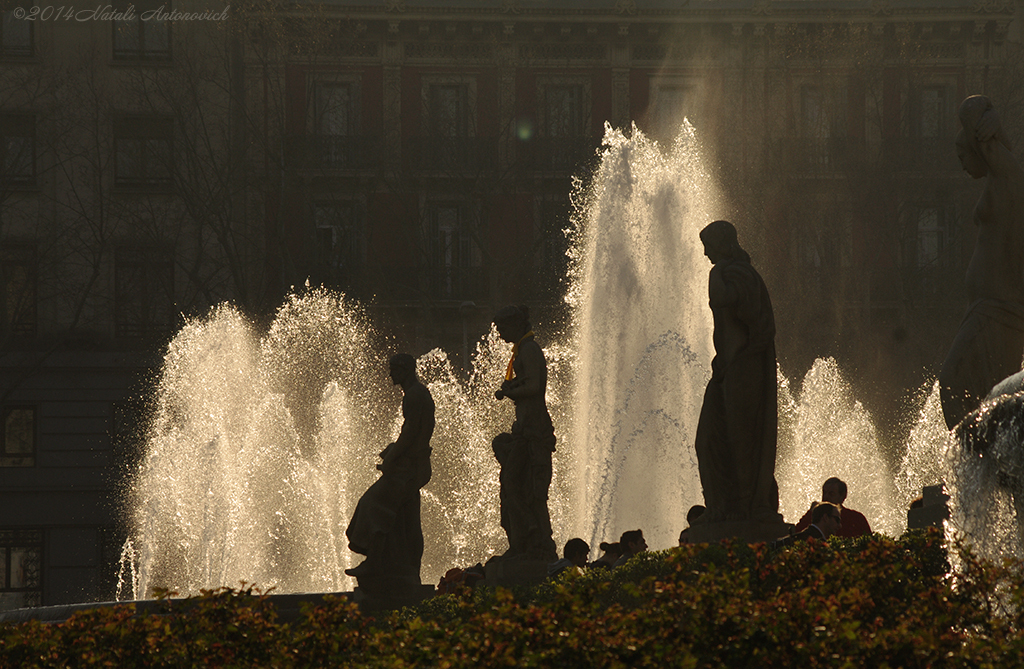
[700, 220, 746, 264]
[493, 305, 530, 343]
[389, 353, 417, 385]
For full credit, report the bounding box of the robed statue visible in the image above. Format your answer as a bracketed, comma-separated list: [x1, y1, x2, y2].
[491, 305, 558, 562]
[346, 354, 434, 592]
[939, 95, 1024, 430]
[694, 220, 782, 524]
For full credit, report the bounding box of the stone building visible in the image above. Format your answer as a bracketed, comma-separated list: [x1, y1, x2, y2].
[1, 0, 1020, 607]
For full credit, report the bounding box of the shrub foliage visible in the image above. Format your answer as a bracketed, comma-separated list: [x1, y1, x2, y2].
[4, 530, 1024, 668]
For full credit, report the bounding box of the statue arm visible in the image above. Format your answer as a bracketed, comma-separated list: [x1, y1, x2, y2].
[709, 263, 743, 308]
[976, 108, 1020, 178]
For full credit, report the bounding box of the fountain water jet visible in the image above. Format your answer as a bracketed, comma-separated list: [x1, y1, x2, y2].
[566, 121, 718, 550]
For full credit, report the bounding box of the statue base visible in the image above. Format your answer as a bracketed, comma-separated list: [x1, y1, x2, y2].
[689, 517, 790, 544]
[352, 583, 435, 611]
[482, 559, 549, 588]
[350, 573, 434, 610]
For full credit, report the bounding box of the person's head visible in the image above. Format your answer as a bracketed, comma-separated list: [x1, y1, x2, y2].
[598, 541, 622, 562]
[389, 353, 417, 386]
[563, 538, 590, 568]
[821, 477, 847, 505]
[678, 528, 690, 546]
[493, 305, 531, 343]
[619, 529, 647, 556]
[811, 501, 842, 537]
[686, 504, 706, 525]
[700, 220, 742, 264]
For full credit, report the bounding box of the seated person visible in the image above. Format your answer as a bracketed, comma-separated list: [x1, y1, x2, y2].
[613, 529, 647, 567]
[772, 502, 841, 548]
[589, 541, 623, 570]
[547, 538, 590, 578]
[794, 477, 871, 537]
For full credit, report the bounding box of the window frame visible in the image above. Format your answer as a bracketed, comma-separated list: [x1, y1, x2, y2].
[111, 0, 171, 62]
[0, 8, 33, 59]
[113, 245, 176, 340]
[113, 116, 174, 190]
[0, 113, 36, 187]
[1, 405, 35, 467]
[0, 528, 43, 611]
[0, 242, 37, 336]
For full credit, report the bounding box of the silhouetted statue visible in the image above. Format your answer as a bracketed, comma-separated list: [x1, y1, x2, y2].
[346, 353, 434, 592]
[694, 220, 781, 523]
[491, 305, 558, 562]
[940, 95, 1024, 430]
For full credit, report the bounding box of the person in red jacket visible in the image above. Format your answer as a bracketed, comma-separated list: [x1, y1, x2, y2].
[793, 477, 871, 538]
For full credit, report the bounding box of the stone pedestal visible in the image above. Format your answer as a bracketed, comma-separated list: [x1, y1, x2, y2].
[352, 583, 435, 612]
[688, 518, 791, 544]
[482, 559, 549, 588]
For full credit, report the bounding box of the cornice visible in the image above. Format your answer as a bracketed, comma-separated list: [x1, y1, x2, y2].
[294, 0, 1017, 19]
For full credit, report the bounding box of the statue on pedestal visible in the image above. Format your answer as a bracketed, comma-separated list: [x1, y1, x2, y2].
[939, 95, 1024, 430]
[693, 220, 782, 527]
[346, 354, 434, 593]
[491, 305, 558, 562]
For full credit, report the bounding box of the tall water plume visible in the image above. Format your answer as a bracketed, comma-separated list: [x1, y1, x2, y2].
[565, 122, 718, 550]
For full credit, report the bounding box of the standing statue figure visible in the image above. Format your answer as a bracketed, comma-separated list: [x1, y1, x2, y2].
[491, 305, 558, 562]
[939, 95, 1024, 430]
[346, 354, 434, 592]
[694, 220, 782, 524]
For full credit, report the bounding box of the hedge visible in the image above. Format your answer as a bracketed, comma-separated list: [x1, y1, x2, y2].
[3, 529, 1024, 668]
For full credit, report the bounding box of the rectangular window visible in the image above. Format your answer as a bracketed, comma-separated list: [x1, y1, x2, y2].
[919, 87, 948, 139]
[114, 246, 175, 339]
[916, 207, 945, 268]
[428, 84, 469, 138]
[114, 117, 172, 189]
[543, 84, 584, 138]
[1, 406, 34, 467]
[426, 203, 482, 300]
[1, 243, 36, 335]
[801, 85, 828, 139]
[0, 113, 35, 186]
[313, 82, 353, 137]
[313, 202, 361, 291]
[112, 0, 170, 61]
[1, 9, 32, 58]
[0, 529, 42, 610]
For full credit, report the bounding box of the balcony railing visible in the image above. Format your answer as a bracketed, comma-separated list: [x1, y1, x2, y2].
[404, 136, 497, 173]
[519, 136, 602, 173]
[287, 135, 381, 171]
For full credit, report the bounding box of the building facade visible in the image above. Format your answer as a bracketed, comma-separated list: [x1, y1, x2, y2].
[1, 0, 1021, 607]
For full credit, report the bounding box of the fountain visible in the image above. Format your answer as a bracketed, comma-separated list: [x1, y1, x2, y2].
[124, 120, 991, 601]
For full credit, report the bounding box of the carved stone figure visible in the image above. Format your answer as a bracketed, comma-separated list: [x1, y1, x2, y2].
[939, 95, 1024, 430]
[693, 220, 782, 524]
[491, 305, 558, 562]
[346, 354, 434, 592]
